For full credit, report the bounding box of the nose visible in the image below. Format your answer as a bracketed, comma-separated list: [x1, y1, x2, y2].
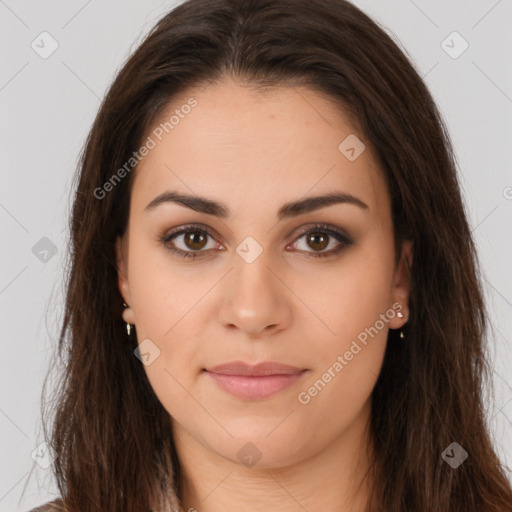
[216, 247, 292, 339]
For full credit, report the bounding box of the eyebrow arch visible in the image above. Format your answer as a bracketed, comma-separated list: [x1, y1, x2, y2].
[144, 190, 369, 220]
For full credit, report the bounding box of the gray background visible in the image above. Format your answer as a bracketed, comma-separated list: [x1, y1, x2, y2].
[0, 1, 511, 510]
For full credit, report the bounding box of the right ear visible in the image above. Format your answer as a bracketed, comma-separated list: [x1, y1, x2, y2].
[115, 235, 131, 307]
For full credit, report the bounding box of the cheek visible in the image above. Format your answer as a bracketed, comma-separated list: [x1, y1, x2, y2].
[296, 308, 388, 437]
[307, 236, 395, 348]
[295, 237, 394, 414]
[127, 239, 202, 337]
[126, 244, 206, 390]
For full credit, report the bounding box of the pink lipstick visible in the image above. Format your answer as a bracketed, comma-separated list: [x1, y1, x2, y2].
[204, 361, 308, 400]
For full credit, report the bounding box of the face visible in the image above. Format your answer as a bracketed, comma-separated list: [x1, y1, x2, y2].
[116, 75, 412, 470]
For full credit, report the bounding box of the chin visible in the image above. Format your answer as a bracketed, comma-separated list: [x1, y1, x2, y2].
[205, 428, 311, 469]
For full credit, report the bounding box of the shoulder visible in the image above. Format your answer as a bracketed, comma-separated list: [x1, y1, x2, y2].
[26, 499, 67, 512]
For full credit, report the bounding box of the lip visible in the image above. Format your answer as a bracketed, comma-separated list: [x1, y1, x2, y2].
[204, 361, 308, 400]
[206, 360, 305, 376]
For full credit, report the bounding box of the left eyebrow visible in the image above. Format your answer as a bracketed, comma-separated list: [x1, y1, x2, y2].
[144, 190, 369, 220]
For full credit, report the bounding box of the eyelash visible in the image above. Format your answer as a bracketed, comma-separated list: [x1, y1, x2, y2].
[158, 222, 354, 261]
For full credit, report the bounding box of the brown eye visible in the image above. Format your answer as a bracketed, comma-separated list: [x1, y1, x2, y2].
[160, 225, 219, 260]
[305, 232, 329, 252]
[291, 223, 354, 259]
[183, 231, 208, 251]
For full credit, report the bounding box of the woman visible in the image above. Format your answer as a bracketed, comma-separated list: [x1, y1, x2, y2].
[31, 0, 512, 510]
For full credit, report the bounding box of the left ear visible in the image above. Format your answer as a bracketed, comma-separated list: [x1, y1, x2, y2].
[388, 239, 413, 329]
[116, 235, 136, 325]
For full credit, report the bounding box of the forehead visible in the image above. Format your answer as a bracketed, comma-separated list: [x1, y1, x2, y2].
[130, 76, 388, 220]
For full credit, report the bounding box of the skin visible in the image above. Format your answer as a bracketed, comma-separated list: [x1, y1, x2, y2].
[116, 75, 412, 512]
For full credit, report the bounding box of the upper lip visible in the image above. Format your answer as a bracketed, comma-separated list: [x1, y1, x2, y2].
[205, 361, 306, 376]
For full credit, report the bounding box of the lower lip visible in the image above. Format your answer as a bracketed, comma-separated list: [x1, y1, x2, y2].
[205, 370, 308, 400]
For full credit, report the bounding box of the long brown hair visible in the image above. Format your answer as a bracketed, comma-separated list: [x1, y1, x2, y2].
[37, 0, 512, 510]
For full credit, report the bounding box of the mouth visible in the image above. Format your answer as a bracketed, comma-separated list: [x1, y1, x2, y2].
[203, 361, 309, 400]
